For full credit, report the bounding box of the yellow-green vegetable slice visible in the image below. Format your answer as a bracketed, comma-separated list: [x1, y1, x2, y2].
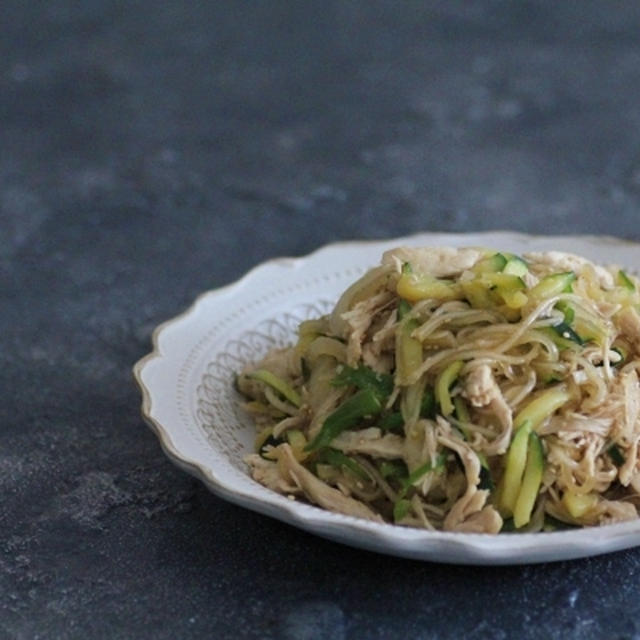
[498, 421, 531, 516]
[396, 273, 461, 302]
[453, 395, 470, 440]
[461, 279, 494, 309]
[500, 386, 570, 515]
[513, 386, 571, 431]
[286, 429, 309, 461]
[528, 271, 576, 301]
[435, 360, 464, 417]
[471, 253, 507, 274]
[396, 318, 422, 383]
[513, 432, 544, 528]
[562, 491, 598, 519]
[502, 257, 529, 277]
[480, 273, 528, 309]
[248, 369, 302, 407]
[401, 378, 427, 428]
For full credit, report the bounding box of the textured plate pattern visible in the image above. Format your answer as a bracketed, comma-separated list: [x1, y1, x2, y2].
[134, 231, 640, 564]
[196, 301, 333, 470]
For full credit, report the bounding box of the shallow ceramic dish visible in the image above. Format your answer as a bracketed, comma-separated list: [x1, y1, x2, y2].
[133, 231, 640, 565]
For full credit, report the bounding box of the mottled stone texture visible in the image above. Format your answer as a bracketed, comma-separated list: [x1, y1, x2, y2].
[3, 1, 640, 638]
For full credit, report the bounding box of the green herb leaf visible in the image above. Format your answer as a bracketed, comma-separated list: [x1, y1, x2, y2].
[305, 388, 383, 452]
[331, 365, 394, 399]
[379, 412, 404, 432]
[379, 460, 408, 480]
[393, 499, 412, 522]
[319, 448, 369, 480]
[420, 387, 436, 419]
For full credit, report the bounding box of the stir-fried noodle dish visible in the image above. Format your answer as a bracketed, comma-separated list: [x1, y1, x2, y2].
[236, 247, 640, 533]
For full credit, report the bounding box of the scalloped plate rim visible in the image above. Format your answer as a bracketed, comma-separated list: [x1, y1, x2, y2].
[133, 231, 640, 564]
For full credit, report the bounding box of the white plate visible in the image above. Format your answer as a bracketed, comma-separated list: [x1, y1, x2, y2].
[134, 231, 640, 565]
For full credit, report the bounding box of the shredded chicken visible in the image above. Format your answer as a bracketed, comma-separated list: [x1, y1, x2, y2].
[596, 499, 638, 525]
[618, 308, 640, 348]
[275, 444, 383, 522]
[525, 251, 615, 290]
[463, 364, 513, 454]
[272, 413, 308, 439]
[331, 428, 404, 459]
[403, 419, 439, 479]
[383, 246, 484, 278]
[246, 454, 300, 494]
[438, 429, 502, 534]
[239, 245, 640, 534]
[341, 292, 394, 366]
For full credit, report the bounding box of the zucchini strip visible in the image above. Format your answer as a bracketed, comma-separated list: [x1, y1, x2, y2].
[396, 318, 422, 384]
[435, 360, 464, 417]
[498, 421, 531, 516]
[513, 432, 544, 528]
[513, 386, 571, 432]
[397, 273, 462, 302]
[248, 369, 302, 407]
[500, 386, 570, 516]
[529, 272, 576, 301]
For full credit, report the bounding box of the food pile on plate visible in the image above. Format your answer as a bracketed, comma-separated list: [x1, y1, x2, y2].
[237, 247, 640, 533]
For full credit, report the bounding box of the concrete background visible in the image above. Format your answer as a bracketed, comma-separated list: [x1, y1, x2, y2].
[3, 2, 640, 638]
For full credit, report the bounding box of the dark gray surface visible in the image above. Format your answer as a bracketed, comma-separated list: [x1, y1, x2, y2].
[3, 1, 640, 638]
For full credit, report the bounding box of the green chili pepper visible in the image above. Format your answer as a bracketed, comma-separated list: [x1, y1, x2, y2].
[379, 412, 404, 432]
[305, 388, 383, 452]
[397, 454, 447, 499]
[319, 449, 369, 480]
